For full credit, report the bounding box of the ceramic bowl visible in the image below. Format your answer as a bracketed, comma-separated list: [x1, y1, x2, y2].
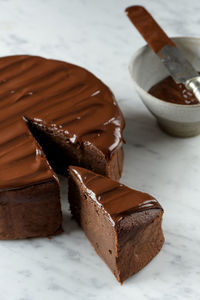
[129, 37, 200, 137]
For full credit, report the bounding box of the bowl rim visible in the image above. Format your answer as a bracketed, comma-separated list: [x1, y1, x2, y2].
[129, 36, 200, 109]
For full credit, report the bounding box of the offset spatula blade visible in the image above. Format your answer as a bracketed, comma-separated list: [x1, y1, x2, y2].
[157, 45, 199, 84]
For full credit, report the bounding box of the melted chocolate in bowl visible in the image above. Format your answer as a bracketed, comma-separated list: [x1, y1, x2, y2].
[148, 75, 199, 105]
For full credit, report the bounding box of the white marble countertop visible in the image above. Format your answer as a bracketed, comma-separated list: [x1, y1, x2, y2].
[0, 0, 200, 299]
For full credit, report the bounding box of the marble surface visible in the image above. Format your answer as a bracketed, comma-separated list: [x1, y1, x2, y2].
[0, 0, 200, 299]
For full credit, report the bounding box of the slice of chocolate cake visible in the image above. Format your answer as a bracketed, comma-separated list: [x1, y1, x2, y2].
[68, 166, 165, 283]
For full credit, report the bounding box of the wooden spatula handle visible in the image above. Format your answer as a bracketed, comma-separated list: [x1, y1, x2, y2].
[125, 6, 176, 53]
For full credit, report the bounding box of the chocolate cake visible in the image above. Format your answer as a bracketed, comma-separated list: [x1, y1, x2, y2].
[68, 166, 165, 283]
[0, 55, 124, 239]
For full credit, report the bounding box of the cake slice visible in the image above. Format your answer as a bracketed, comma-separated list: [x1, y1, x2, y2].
[68, 166, 164, 283]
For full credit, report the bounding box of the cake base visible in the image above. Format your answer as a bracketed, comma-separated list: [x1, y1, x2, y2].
[0, 180, 62, 240]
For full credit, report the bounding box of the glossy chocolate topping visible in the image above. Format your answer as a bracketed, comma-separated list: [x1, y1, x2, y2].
[69, 166, 162, 225]
[149, 75, 199, 105]
[0, 55, 124, 191]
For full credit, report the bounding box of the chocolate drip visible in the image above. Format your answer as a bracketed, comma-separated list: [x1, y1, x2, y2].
[70, 166, 162, 225]
[0, 55, 124, 191]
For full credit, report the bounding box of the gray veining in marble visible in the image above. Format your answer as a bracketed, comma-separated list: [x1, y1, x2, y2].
[0, 0, 200, 299]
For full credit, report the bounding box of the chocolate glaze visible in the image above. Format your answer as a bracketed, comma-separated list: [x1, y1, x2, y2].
[69, 166, 162, 225]
[0, 55, 124, 191]
[149, 75, 199, 105]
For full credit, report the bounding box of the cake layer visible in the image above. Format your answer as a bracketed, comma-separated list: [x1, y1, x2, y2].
[0, 179, 62, 239]
[68, 166, 164, 283]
